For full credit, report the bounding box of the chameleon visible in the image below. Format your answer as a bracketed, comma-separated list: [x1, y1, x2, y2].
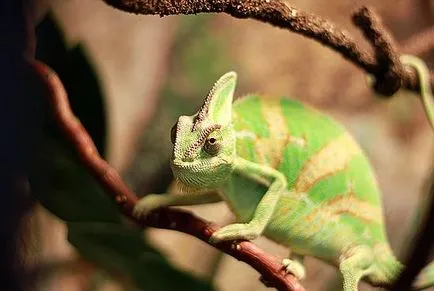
[133, 71, 434, 291]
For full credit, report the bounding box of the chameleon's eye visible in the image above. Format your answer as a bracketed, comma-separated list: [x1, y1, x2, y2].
[170, 122, 178, 145]
[204, 137, 221, 155]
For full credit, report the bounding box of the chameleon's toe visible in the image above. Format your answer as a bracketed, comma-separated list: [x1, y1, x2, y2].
[132, 202, 148, 219]
[132, 194, 163, 219]
[282, 258, 306, 280]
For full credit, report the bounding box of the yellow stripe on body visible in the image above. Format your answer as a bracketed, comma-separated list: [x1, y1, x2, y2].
[304, 192, 382, 224]
[282, 131, 383, 239]
[296, 191, 382, 238]
[255, 99, 306, 168]
[293, 133, 360, 194]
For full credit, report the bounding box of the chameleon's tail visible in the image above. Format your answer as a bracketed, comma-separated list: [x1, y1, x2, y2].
[372, 253, 403, 286]
[372, 248, 434, 289]
[413, 261, 434, 290]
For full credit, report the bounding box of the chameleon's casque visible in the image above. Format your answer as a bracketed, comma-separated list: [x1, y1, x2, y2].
[134, 72, 434, 291]
[170, 72, 237, 190]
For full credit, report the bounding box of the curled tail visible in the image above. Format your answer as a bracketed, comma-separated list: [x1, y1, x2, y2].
[369, 247, 434, 289]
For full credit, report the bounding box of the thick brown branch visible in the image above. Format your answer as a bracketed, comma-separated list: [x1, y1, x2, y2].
[102, 0, 433, 96]
[31, 60, 305, 291]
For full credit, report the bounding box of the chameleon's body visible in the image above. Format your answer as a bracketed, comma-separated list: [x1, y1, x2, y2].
[134, 72, 434, 290]
[230, 95, 395, 280]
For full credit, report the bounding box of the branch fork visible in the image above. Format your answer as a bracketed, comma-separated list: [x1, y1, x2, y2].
[104, 0, 433, 96]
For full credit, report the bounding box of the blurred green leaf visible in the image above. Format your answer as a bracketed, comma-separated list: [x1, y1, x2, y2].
[32, 14, 112, 221]
[63, 45, 106, 155]
[35, 13, 107, 156]
[68, 222, 215, 291]
[30, 136, 121, 223]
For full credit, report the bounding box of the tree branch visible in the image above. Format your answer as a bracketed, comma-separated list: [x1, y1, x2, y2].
[102, 0, 433, 97]
[390, 167, 434, 290]
[31, 60, 305, 291]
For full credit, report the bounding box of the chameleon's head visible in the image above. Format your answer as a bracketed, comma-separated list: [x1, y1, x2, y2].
[170, 72, 237, 191]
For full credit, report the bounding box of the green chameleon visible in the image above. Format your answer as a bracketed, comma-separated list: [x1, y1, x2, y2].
[133, 71, 434, 290]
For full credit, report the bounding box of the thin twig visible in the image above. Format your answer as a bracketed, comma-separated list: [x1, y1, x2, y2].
[102, 0, 433, 96]
[390, 168, 434, 290]
[31, 60, 305, 291]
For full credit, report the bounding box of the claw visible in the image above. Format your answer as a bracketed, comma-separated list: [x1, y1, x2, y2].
[282, 258, 306, 280]
[133, 194, 163, 219]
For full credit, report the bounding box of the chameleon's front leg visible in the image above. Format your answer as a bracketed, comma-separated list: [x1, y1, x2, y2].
[210, 157, 287, 243]
[133, 191, 222, 218]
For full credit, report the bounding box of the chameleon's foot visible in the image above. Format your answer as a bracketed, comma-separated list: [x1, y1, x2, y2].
[132, 194, 165, 219]
[282, 258, 306, 280]
[209, 223, 261, 244]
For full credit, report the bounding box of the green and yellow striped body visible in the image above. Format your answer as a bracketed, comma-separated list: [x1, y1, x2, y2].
[228, 95, 394, 280]
[134, 72, 434, 290]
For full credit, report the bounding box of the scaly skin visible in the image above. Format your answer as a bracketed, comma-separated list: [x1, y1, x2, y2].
[134, 72, 434, 291]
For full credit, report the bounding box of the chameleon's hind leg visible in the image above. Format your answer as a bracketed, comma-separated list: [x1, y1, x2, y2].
[282, 253, 305, 280]
[339, 246, 374, 291]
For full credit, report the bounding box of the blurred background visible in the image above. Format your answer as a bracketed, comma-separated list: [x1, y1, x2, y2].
[27, 0, 433, 290]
